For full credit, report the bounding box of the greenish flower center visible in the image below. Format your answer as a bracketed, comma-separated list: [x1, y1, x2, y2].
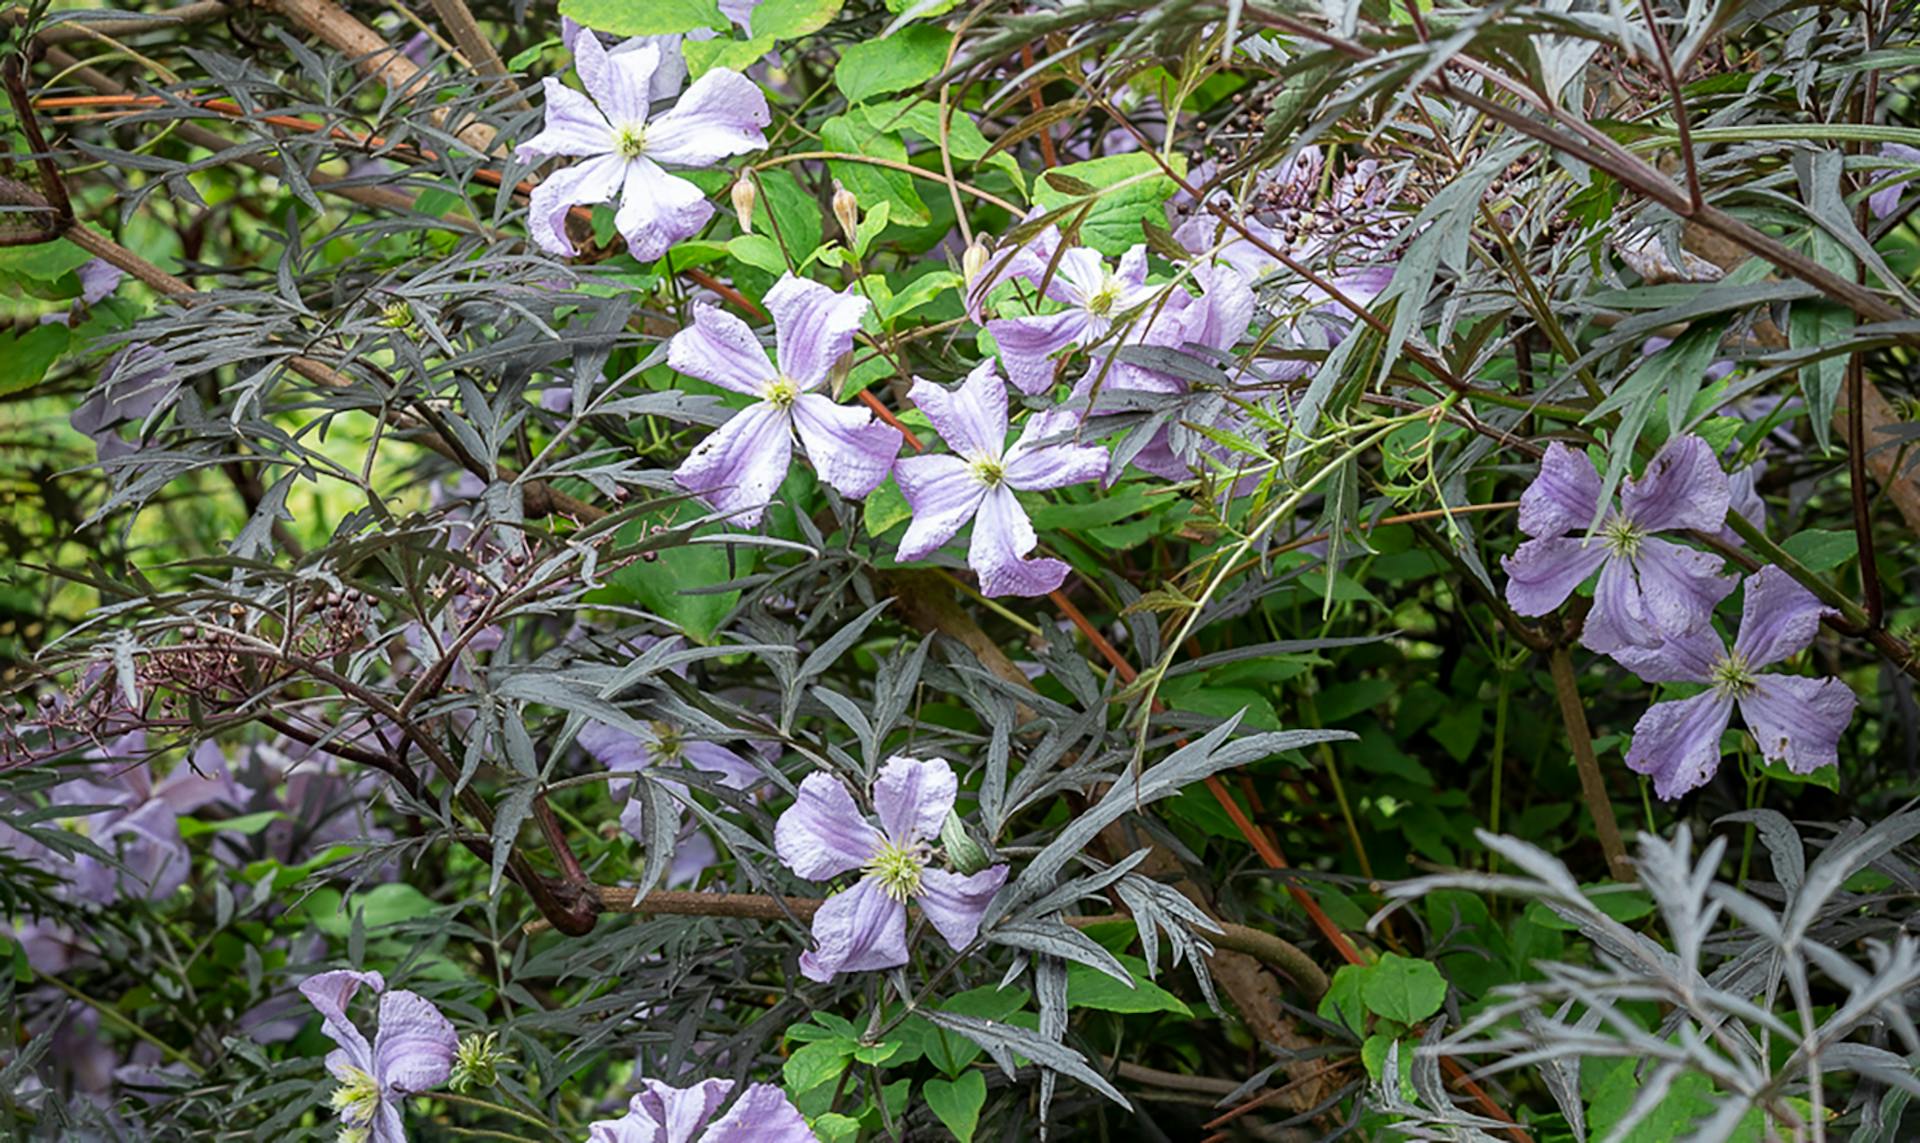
[378, 301, 414, 331]
[1601, 515, 1644, 558]
[1710, 652, 1757, 698]
[969, 456, 1006, 487]
[865, 840, 925, 902]
[764, 377, 800, 409]
[1085, 282, 1119, 317]
[650, 721, 682, 762]
[613, 124, 648, 160]
[330, 1065, 380, 1126]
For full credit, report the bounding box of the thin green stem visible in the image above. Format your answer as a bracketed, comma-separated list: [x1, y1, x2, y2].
[37, 974, 202, 1075]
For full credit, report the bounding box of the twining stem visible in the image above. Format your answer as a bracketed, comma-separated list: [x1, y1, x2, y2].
[1547, 645, 1632, 881]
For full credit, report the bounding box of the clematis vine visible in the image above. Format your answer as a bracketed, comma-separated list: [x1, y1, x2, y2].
[1502, 435, 1735, 654]
[516, 31, 768, 260]
[299, 970, 457, 1143]
[586, 1077, 815, 1142]
[667, 275, 901, 525]
[774, 756, 1008, 982]
[1617, 567, 1858, 799]
[895, 363, 1108, 597]
[986, 244, 1156, 394]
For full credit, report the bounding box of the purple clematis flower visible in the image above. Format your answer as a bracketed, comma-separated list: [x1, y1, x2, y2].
[586, 1077, 815, 1142]
[1503, 435, 1736, 654]
[1869, 143, 1920, 221]
[774, 756, 1008, 983]
[71, 344, 180, 463]
[1617, 566, 1857, 799]
[987, 245, 1155, 394]
[516, 31, 768, 260]
[895, 364, 1108, 598]
[668, 275, 901, 526]
[299, 970, 457, 1143]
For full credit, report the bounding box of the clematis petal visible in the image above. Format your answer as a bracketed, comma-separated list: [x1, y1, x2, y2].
[372, 1100, 408, 1143]
[578, 721, 655, 800]
[298, 970, 382, 1073]
[1625, 691, 1736, 801]
[1176, 265, 1256, 353]
[667, 303, 779, 395]
[371, 989, 457, 1096]
[965, 210, 1060, 321]
[515, 77, 614, 161]
[1621, 434, 1729, 535]
[682, 741, 762, 790]
[644, 69, 771, 166]
[1051, 248, 1111, 305]
[674, 401, 793, 527]
[575, 34, 656, 130]
[76, 259, 123, 306]
[908, 364, 1007, 460]
[1869, 143, 1920, 221]
[1608, 624, 1724, 685]
[586, 1091, 669, 1143]
[616, 158, 715, 262]
[1629, 537, 1737, 641]
[1500, 536, 1608, 617]
[1720, 460, 1766, 544]
[525, 152, 628, 256]
[988, 310, 1094, 395]
[766, 275, 869, 389]
[1738, 675, 1856, 776]
[916, 865, 1009, 952]
[1003, 408, 1107, 491]
[791, 392, 901, 500]
[895, 454, 987, 562]
[798, 875, 909, 982]
[638, 1077, 730, 1143]
[872, 755, 956, 844]
[774, 771, 882, 880]
[1516, 442, 1604, 539]
[701, 1082, 816, 1143]
[969, 485, 1067, 598]
[1734, 565, 1833, 669]
[1113, 244, 1150, 295]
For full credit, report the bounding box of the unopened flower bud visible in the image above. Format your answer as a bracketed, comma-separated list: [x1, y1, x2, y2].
[449, 1031, 511, 1092]
[730, 175, 757, 234]
[940, 809, 990, 875]
[832, 182, 860, 243]
[962, 240, 989, 284]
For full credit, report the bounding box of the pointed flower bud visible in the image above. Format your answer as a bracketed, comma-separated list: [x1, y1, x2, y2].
[832, 182, 860, 243]
[961, 239, 989, 285]
[940, 809, 990, 875]
[731, 175, 757, 234]
[448, 1031, 511, 1092]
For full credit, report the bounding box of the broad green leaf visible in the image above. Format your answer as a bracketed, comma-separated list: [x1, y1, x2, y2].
[751, 0, 843, 40]
[728, 233, 788, 275]
[557, 0, 726, 35]
[1032, 152, 1185, 255]
[602, 520, 757, 643]
[783, 1038, 854, 1093]
[298, 883, 438, 936]
[863, 476, 912, 536]
[922, 1071, 986, 1142]
[1780, 528, 1857, 572]
[0, 325, 69, 397]
[0, 239, 90, 282]
[178, 811, 285, 838]
[748, 169, 824, 262]
[1065, 953, 1192, 1016]
[1587, 1059, 1771, 1142]
[821, 116, 930, 225]
[1316, 963, 1370, 1035]
[1360, 953, 1446, 1024]
[808, 1112, 861, 1141]
[836, 26, 951, 104]
[683, 35, 773, 75]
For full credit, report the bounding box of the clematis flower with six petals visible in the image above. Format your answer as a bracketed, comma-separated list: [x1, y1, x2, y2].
[896, 363, 1108, 598]
[586, 1076, 816, 1142]
[299, 969, 458, 1143]
[515, 31, 768, 260]
[667, 275, 901, 526]
[987, 245, 1156, 394]
[774, 756, 1008, 983]
[1616, 567, 1857, 800]
[1502, 435, 1735, 655]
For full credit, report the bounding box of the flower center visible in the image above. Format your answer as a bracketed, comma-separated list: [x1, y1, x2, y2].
[969, 455, 1006, 487]
[764, 376, 799, 409]
[613, 124, 648, 160]
[378, 301, 414, 331]
[1601, 515, 1644, 557]
[650, 721, 682, 762]
[330, 1065, 380, 1127]
[864, 840, 925, 902]
[1085, 279, 1119, 317]
[1710, 652, 1757, 698]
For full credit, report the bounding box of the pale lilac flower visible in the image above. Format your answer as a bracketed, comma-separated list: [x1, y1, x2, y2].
[774, 756, 1008, 983]
[668, 275, 900, 526]
[585, 1077, 815, 1142]
[963, 206, 1060, 323]
[76, 259, 123, 306]
[1502, 436, 1736, 654]
[71, 344, 179, 462]
[1868, 143, 1920, 221]
[1720, 457, 1766, 546]
[895, 364, 1107, 598]
[560, 18, 688, 101]
[987, 245, 1155, 394]
[587, 719, 762, 888]
[1617, 567, 1857, 799]
[516, 31, 768, 260]
[299, 970, 457, 1143]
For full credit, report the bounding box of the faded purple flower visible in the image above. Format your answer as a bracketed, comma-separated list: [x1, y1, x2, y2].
[516, 32, 768, 260]
[586, 1077, 815, 1142]
[774, 756, 1008, 982]
[987, 245, 1155, 395]
[1869, 143, 1920, 221]
[1502, 435, 1736, 654]
[71, 344, 180, 462]
[76, 259, 124, 307]
[299, 970, 457, 1143]
[896, 364, 1107, 597]
[1617, 567, 1857, 799]
[668, 275, 900, 526]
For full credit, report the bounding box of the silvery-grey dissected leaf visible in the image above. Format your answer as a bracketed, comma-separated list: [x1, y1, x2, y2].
[923, 1009, 1131, 1110]
[991, 919, 1130, 986]
[1036, 956, 1067, 1130]
[489, 781, 537, 897]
